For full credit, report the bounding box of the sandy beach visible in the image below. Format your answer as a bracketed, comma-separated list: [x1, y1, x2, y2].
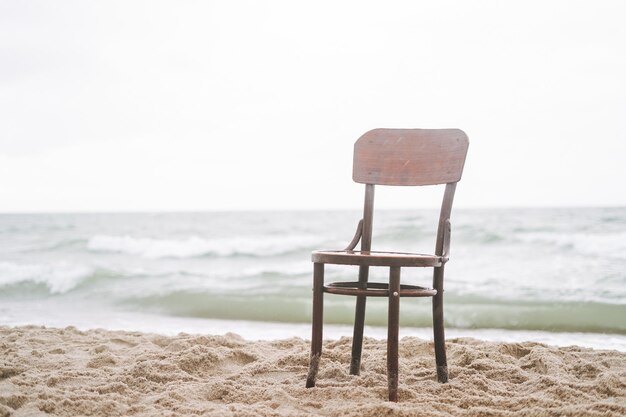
[0, 326, 624, 416]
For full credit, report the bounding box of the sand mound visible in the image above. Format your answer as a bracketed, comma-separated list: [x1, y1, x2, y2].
[1, 326, 625, 416]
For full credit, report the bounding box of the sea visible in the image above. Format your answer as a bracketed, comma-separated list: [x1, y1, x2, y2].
[1, 208, 625, 350]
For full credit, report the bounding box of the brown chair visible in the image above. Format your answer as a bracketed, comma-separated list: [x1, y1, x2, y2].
[304, 128, 469, 401]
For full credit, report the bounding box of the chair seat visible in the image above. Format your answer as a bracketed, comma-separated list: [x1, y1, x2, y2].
[312, 250, 444, 267]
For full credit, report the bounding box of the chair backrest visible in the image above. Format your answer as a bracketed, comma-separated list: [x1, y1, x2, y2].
[353, 128, 469, 186]
[352, 128, 469, 256]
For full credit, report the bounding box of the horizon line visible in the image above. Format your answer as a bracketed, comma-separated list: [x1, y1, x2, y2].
[0, 204, 625, 215]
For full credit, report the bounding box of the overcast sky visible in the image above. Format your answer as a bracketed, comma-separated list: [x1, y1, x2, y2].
[1, 0, 625, 211]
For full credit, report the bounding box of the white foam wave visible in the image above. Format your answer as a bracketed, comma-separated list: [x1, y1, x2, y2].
[241, 262, 311, 277]
[86, 234, 322, 258]
[516, 231, 626, 259]
[0, 261, 93, 294]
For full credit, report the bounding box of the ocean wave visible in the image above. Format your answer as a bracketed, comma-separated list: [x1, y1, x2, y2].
[86, 234, 322, 258]
[515, 231, 626, 259]
[0, 261, 93, 294]
[120, 291, 626, 334]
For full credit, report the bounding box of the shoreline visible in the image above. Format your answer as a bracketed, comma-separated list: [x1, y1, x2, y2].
[1, 325, 625, 416]
[3, 306, 626, 352]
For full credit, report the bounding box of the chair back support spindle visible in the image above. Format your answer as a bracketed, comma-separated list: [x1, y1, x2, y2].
[360, 184, 375, 252]
[435, 183, 457, 257]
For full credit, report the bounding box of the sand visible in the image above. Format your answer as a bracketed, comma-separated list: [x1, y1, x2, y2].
[1, 326, 625, 416]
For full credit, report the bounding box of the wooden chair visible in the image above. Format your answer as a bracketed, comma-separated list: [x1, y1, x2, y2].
[304, 128, 469, 401]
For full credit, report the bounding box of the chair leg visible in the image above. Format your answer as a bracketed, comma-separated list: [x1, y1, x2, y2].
[350, 265, 369, 375]
[387, 266, 401, 402]
[432, 266, 448, 383]
[306, 263, 324, 388]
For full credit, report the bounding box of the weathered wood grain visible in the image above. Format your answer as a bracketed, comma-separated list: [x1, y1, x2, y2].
[353, 128, 469, 186]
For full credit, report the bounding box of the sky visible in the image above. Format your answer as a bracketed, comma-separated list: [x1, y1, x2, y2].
[1, 0, 625, 211]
